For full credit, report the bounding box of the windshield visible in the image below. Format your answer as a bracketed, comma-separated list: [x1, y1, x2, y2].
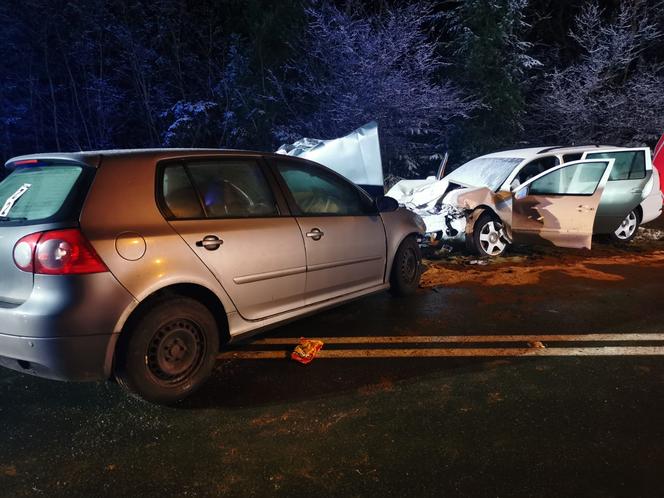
[0, 164, 88, 224]
[445, 157, 523, 191]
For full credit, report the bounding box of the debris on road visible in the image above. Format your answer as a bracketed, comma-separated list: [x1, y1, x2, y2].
[291, 339, 325, 365]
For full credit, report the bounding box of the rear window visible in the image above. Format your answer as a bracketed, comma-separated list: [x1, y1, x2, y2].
[0, 164, 90, 224]
[585, 151, 646, 181]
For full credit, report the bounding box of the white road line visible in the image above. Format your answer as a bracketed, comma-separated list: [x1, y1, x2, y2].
[217, 346, 664, 360]
[250, 334, 664, 345]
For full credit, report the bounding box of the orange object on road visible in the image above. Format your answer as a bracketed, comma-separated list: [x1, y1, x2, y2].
[291, 338, 324, 364]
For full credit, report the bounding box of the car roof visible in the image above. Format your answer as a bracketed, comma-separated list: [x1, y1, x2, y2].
[4, 148, 285, 169]
[478, 145, 619, 161]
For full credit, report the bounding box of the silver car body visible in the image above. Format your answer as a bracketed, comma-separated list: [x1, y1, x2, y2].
[0, 149, 423, 382]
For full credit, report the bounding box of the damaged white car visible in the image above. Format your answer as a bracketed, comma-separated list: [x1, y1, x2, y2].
[388, 145, 663, 256]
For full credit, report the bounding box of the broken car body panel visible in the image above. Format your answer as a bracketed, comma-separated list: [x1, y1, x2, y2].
[276, 121, 384, 197]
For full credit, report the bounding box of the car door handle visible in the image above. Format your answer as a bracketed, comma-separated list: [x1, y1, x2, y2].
[305, 228, 324, 241]
[631, 187, 643, 193]
[196, 235, 223, 250]
[577, 205, 595, 211]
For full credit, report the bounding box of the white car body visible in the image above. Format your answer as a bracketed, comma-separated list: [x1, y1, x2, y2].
[387, 145, 662, 249]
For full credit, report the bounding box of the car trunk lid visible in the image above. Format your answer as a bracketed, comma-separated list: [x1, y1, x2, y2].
[0, 160, 94, 305]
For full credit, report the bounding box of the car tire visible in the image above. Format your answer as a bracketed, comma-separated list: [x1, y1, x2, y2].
[609, 209, 639, 243]
[472, 212, 509, 257]
[389, 236, 422, 296]
[115, 297, 219, 405]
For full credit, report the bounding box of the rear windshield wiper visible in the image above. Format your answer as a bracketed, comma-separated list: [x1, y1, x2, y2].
[0, 216, 28, 222]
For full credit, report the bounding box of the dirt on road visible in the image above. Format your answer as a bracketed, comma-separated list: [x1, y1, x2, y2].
[421, 226, 664, 288]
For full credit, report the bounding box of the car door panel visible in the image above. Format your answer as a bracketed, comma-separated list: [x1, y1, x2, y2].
[296, 215, 386, 304]
[160, 158, 307, 321]
[511, 160, 613, 249]
[271, 157, 387, 305]
[581, 148, 652, 233]
[170, 218, 306, 320]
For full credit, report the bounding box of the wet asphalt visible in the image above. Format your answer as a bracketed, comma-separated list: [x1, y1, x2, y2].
[2, 225, 664, 497]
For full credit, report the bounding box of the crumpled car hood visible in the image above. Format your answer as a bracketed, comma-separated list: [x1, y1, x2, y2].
[386, 178, 470, 238]
[276, 121, 384, 196]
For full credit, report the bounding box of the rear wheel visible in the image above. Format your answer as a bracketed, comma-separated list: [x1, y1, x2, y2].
[472, 213, 509, 257]
[115, 297, 219, 404]
[609, 209, 639, 243]
[390, 236, 422, 296]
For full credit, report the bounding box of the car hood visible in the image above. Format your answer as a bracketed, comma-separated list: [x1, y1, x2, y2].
[276, 121, 384, 196]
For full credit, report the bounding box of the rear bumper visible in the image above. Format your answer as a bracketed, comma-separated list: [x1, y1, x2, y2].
[641, 191, 663, 225]
[0, 272, 136, 381]
[0, 332, 116, 381]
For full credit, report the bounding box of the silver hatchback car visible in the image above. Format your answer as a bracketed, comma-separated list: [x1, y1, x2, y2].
[0, 150, 424, 403]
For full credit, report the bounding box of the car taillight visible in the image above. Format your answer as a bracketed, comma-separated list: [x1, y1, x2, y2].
[13, 232, 41, 272]
[13, 229, 108, 275]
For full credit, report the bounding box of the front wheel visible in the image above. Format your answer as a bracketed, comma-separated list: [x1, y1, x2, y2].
[115, 297, 219, 404]
[609, 209, 639, 243]
[390, 236, 422, 296]
[472, 213, 509, 257]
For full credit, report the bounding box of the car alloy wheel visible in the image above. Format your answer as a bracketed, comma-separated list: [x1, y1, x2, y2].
[613, 210, 638, 241]
[478, 219, 508, 256]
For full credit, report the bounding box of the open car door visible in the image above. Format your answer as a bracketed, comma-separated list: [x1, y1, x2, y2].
[580, 147, 652, 233]
[511, 159, 614, 249]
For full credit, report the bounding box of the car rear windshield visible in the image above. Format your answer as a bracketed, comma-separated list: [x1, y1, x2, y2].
[445, 157, 523, 191]
[0, 164, 91, 225]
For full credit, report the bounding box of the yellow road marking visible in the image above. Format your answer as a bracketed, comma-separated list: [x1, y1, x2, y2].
[218, 346, 664, 360]
[250, 334, 664, 345]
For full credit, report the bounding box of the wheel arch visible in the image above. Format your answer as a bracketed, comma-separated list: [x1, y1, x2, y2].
[386, 231, 421, 282]
[104, 283, 230, 379]
[634, 204, 644, 224]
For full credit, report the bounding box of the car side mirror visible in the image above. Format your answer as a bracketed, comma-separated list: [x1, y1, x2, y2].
[375, 195, 399, 213]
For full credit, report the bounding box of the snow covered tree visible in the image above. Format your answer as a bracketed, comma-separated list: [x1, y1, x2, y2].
[446, 0, 540, 158]
[160, 37, 261, 148]
[527, 2, 664, 146]
[268, 2, 477, 176]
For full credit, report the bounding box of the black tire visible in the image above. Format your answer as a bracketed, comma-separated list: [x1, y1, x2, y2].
[609, 209, 639, 243]
[390, 236, 422, 296]
[472, 212, 509, 257]
[115, 297, 219, 405]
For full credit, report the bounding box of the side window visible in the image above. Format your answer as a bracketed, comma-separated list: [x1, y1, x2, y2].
[529, 161, 609, 196]
[585, 151, 646, 181]
[161, 159, 279, 219]
[162, 164, 204, 219]
[187, 160, 278, 218]
[275, 160, 374, 216]
[516, 156, 559, 185]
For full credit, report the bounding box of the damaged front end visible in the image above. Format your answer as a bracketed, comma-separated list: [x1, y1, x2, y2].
[386, 180, 466, 245]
